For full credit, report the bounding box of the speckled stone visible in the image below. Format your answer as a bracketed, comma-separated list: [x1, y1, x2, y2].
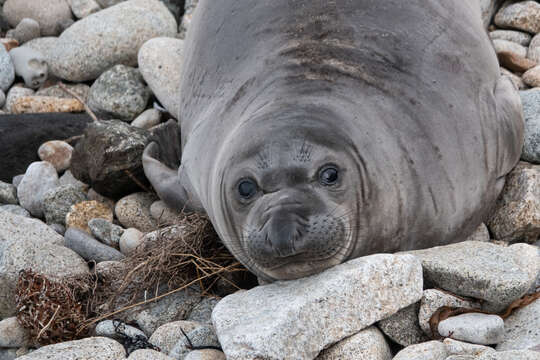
[497, 298, 540, 351]
[438, 313, 505, 345]
[495, 1, 540, 34]
[187, 297, 220, 325]
[88, 218, 124, 248]
[59, 170, 89, 192]
[393, 341, 448, 360]
[519, 91, 540, 164]
[36, 83, 90, 102]
[0, 209, 64, 245]
[10, 96, 85, 114]
[490, 30, 532, 46]
[115, 192, 158, 232]
[128, 349, 175, 360]
[95, 320, 146, 340]
[488, 162, 540, 242]
[15, 337, 125, 360]
[0, 204, 30, 217]
[17, 161, 59, 218]
[317, 326, 392, 360]
[42, 184, 88, 225]
[523, 65, 540, 87]
[527, 33, 540, 63]
[0, 36, 15, 92]
[0, 180, 17, 204]
[65, 200, 114, 233]
[150, 200, 182, 225]
[38, 140, 74, 172]
[378, 302, 429, 346]
[69, 0, 101, 19]
[119, 227, 144, 255]
[184, 350, 226, 360]
[6, 18, 40, 44]
[3, 84, 33, 112]
[3, 0, 73, 36]
[0, 317, 31, 347]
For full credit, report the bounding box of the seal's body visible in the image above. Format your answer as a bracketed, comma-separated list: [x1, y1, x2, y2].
[143, 0, 524, 282]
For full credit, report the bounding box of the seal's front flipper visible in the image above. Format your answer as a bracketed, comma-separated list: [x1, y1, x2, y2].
[143, 120, 203, 212]
[494, 75, 525, 179]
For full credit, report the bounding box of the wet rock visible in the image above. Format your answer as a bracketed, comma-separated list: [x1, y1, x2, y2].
[3, 0, 73, 36]
[11, 96, 84, 114]
[149, 321, 220, 360]
[316, 326, 392, 360]
[42, 185, 88, 225]
[488, 162, 540, 241]
[393, 341, 448, 360]
[115, 192, 158, 232]
[49, 0, 177, 81]
[497, 298, 539, 351]
[64, 227, 125, 263]
[131, 108, 162, 129]
[5, 18, 40, 44]
[0, 44, 15, 92]
[138, 37, 184, 117]
[17, 161, 59, 218]
[438, 313, 505, 345]
[519, 91, 540, 164]
[88, 65, 150, 121]
[212, 254, 423, 360]
[0, 236, 88, 317]
[65, 200, 114, 233]
[88, 218, 124, 248]
[418, 289, 481, 338]
[490, 30, 532, 46]
[38, 140, 73, 172]
[119, 227, 144, 255]
[70, 120, 152, 198]
[406, 241, 539, 312]
[377, 302, 429, 346]
[0, 181, 17, 204]
[494, 1, 540, 34]
[16, 337, 125, 360]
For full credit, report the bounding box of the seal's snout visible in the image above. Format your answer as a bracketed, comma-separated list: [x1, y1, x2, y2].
[260, 207, 307, 258]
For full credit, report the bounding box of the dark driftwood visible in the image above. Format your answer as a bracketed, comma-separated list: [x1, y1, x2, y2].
[0, 113, 92, 182]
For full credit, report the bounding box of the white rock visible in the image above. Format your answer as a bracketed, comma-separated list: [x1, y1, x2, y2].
[438, 313, 505, 345]
[50, 0, 177, 81]
[138, 37, 184, 117]
[16, 337, 125, 359]
[0, 317, 31, 347]
[0, 39, 15, 92]
[393, 341, 448, 360]
[212, 254, 423, 360]
[119, 227, 144, 255]
[443, 338, 496, 357]
[131, 108, 162, 129]
[316, 326, 392, 360]
[0, 210, 64, 246]
[497, 298, 540, 351]
[17, 161, 59, 218]
[528, 33, 540, 63]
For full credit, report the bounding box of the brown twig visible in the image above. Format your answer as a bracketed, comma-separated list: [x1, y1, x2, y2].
[58, 83, 100, 124]
[37, 305, 60, 340]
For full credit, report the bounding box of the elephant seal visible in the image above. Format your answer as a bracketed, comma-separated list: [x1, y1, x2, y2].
[143, 0, 524, 282]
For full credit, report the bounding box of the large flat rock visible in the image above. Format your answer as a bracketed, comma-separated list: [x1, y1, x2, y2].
[212, 254, 423, 360]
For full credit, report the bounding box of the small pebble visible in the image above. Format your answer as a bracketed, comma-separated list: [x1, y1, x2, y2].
[119, 227, 144, 255]
[11, 96, 84, 114]
[131, 108, 162, 129]
[0, 180, 18, 204]
[438, 313, 505, 345]
[42, 184, 88, 224]
[17, 161, 59, 218]
[38, 140, 73, 172]
[115, 192, 158, 232]
[4, 85, 34, 113]
[95, 320, 146, 340]
[88, 218, 124, 248]
[5, 18, 40, 44]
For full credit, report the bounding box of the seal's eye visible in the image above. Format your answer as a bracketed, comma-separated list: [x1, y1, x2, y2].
[319, 166, 339, 186]
[238, 179, 258, 199]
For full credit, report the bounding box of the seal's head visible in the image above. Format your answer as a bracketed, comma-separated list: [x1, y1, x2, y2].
[212, 108, 368, 282]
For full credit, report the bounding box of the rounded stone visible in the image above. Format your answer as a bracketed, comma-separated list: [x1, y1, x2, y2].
[0, 180, 18, 204]
[36, 83, 90, 101]
[95, 320, 146, 340]
[17, 161, 60, 218]
[527, 34, 540, 63]
[438, 313, 505, 345]
[489, 30, 532, 46]
[184, 350, 226, 360]
[69, 0, 101, 19]
[131, 108, 162, 129]
[38, 140, 74, 172]
[42, 184, 88, 225]
[150, 200, 182, 225]
[15, 337, 126, 360]
[59, 170, 89, 193]
[317, 326, 392, 360]
[88, 218, 124, 248]
[21, 36, 59, 66]
[128, 349, 175, 360]
[0, 43, 15, 92]
[65, 200, 114, 233]
[5, 18, 40, 44]
[523, 65, 540, 88]
[64, 227, 125, 263]
[377, 302, 429, 347]
[494, 1, 540, 34]
[520, 89, 540, 164]
[0, 208, 64, 245]
[138, 37, 184, 117]
[4, 84, 34, 113]
[88, 65, 150, 121]
[0, 317, 31, 347]
[492, 39, 527, 58]
[119, 227, 144, 255]
[115, 192, 158, 232]
[0, 204, 31, 217]
[49, 0, 177, 82]
[3, 0, 73, 36]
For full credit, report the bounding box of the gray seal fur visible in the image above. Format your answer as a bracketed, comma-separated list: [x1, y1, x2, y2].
[143, 0, 524, 282]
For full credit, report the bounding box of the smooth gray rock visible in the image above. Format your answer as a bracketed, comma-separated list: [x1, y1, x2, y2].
[0, 205, 64, 245]
[9, 47, 47, 89]
[42, 184, 88, 225]
[519, 90, 540, 164]
[393, 341, 448, 360]
[5, 18, 40, 44]
[494, 1, 540, 34]
[0, 348, 18, 360]
[95, 320, 147, 340]
[405, 241, 539, 312]
[69, 0, 101, 18]
[64, 227, 125, 263]
[187, 297, 220, 325]
[50, 223, 66, 235]
[124, 287, 202, 336]
[70, 120, 152, 198]
[0, 181, 17, 204]
[138, 37, 184, 117]
[497, 299, 540, 351]
[88, 218, 124, 248]
[418, 289, 481, 338]
[528, 34, 540, 63]
[0, 204, 30, 217]
[149, 321, 220, 360]
[3, 84, 34, 112]
[490, 30, 532, 46]
[3, 0, 73, 36]
[17, 161, 59, 218]
[119, 227, 144, 255]
[492, 39, 527, 58]
[49, 0, 177, 82]
[0, 44, 15, 92]
[115, 192, 158, 232]
[88, 65, 150, 121]
[0, 237, 88, 317]
[438, 313, 505, 345]
[316, 326, 392, 360]
[0, 317, 30, 347]
[377, 302, 429, 346]
[16, 337, 126, 360]
[131, 108, 162, 129]
[212, 254, 423, 360]
[59, 170, 89, 192]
